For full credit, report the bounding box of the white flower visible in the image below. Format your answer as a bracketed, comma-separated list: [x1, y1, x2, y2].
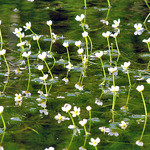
[63, 41, 69, 47]
[39, 74, 48, 80]
[22, 51, 31, 57]
[110, 85, 119, 92]
[40, 109, 48, 115]
[38, 52, 47, 60]
[66, 62, 74, 70]
[112, 19, 120, 28]
[77, 48, 84, 54]
[37, 65, 43, 70]
[75, 14, 85, 22]
[136, 85, 144, 92]
[99, 126, 110, 134]
[142, 38, 150, 44]
[95, 99, 103, 106]
[146, 78, 150, 84]
[0, 106, 4, 114]
[15, 94, 22, 101]
[17, 41, 26, 47]
[86, 106, 92, 111]
[148, 20, 150, 23]
[108, 67, 117, 73]
[55, 113, 66, 123]
[46, 20, 52, 26]
[75, 83, 83, 90]
[110, 32, 119, 38]
[22, 91, 31, 97]
[102, 31, 111, 38]
[100, 20, 109, 25]
[119, 121, 128, 129]
[89, 137, 100, 146]
[27, 0, 34, 2]
[79, 119, 87, 126]
[0, 49, 6, 55]
[136, 140, 143, 146]
[0, 20, 2, 25]
[62, 77, 69, 84]
[38, 101, 47, 108]
[95, 51, 103, 58]
[121, 61, 130, 70]
[82, 31, 88, 38]
[13, 28, 22, 35]
[70, 106, 80, 117]
[79, 146, 87, 150]
[23, 22, 31, 31]
[0, 146, 4, 150]
[33, 35, 41, 40]
[108, 131, 119, 136]
[75, 41, 82, 47]
[134, 23, 144, 35]
[62, 103, 72, 113]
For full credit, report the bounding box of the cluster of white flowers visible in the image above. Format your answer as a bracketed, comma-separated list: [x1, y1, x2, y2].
[14, 94, 23, 106]
[134, 23, 144, 35]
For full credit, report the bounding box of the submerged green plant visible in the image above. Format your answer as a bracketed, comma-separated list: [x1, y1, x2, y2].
[136, 85, 147, 146]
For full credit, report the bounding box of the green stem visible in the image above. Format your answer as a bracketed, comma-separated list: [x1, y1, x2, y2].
[127, 68, 131, 87]
[30, 28, 35, 34]
[84, 7, 87, 24]
[107, 37, 112, 65]
[44, 59, 53, 80]
[3, 54, 10, 75]
[41, 70, 48, 95]
[95, 146, 98, 150]
[126, 87, 131, 106]
[147, 43, 150, 52]
[27, 57, 31, 91]
[100, 57, 106, 79]
[107, 0, 111, 8]
[0, 29, 3, 50]
[88, 110, 91, 132]
[67, 130, 75, 149]
[144, 0, 150, 9]
[139, 92, 147, 141]
[49, 25, 53, 53]
[48, 84, 52, 94]
[0, 114, 6, 130]
[88, 35, 93, 54]
[66, 47, 70, 62]
[115, 37, 120, 54]
[112, 92, 116, 123]
[112, 73, 115, 86]
[85, 37, 88, 60]
[84, 0, 87, 8]
[83, 125, 88, 147]
[68, 112, 75, 128]
[37, 40, 41, 52]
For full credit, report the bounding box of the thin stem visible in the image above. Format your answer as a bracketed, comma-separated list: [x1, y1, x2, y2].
[95, 146, 98, 150]
[84, 7, 87, 24]
[144, 0, 150, 9]
[29, 28, 35, 34]
[83, 125, 88, 147]
[100, 57, 106, 79]
[139, 92, 147, 141]
[0, 29, 3, 50]
[48, 83, 52, 94]
[0, 114, 6, 130]
[66, 47, 70, 62]
[147, 43, 150, 52]
[84, 0, 87, 8]
[88, 110, 91, 132]
[49, 25, 53, 53]
[112, 73, 115, 86]
[44, 59, 53, 80]
[41, 70, 48, 95]
[126, 68, 131, 87]
[37, 40, 41, 52]
[112, 92, 116, 123]
[107, 0, 111, 8]
[85, 37, 88, 60]
[88, 35, 93, 54]
[107, 37, 112, 65]
[126, 87, 131, 106]
[0, 130, 5, 145]
[115, 37, 120, 54]
[27, 57, 31, 91]
[3, 54, 10, 75]
[68, 112, 75, 128]
[67, 129, 75, 149]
